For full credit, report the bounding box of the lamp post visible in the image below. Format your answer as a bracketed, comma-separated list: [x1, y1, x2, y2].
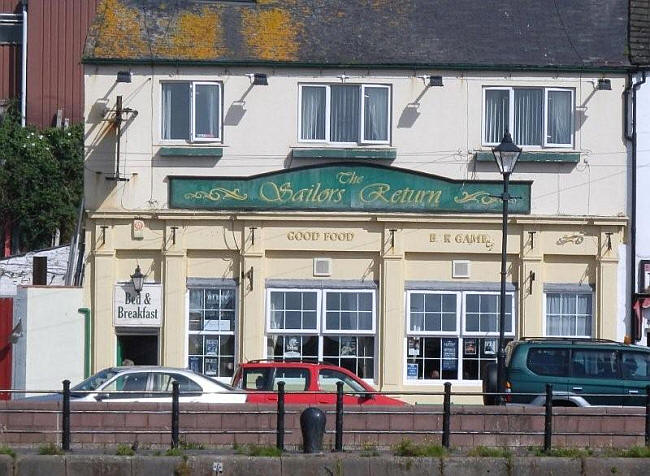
[130, 265, 144, 294]
[491, 131, 522, 404]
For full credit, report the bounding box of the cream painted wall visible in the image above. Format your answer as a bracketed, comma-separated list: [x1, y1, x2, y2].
[84, 67, 627, 218]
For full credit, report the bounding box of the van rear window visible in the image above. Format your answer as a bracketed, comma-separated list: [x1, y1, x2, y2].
[526, 348, 569, 377]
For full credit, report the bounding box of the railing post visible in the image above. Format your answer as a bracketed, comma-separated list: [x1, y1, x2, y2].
[62, 379, 70, 451]
[171, 381, 179, 449]
[442, 382, 451, 448]
[276, 381, 285, 452]
[544, 383, 553, 452]
[645, 385, 650, 447]
[335, 381, 344, 452]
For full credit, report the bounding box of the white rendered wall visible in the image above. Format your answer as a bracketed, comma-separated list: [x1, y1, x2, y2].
[12, 286, 84, 396]
[636, 76, 650, 345]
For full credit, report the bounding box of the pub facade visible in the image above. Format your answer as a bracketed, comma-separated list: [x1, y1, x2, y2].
[82, 0, 630, 402]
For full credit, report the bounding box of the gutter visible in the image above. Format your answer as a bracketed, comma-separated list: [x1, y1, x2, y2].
[20, 0, 27, 127]
[80, 57, 633, 74]
[77, 308, 92, 378]
[624, 70, 647, 341]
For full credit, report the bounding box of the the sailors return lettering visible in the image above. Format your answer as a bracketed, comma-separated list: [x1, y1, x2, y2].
[169, 163, 531, 214]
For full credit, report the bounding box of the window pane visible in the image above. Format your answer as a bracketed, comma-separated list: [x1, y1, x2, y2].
[189, 289, 203, 310]
[194, 84, 220, 139]
[331, 85, 360, 142]
[547, 90, 572, 144]
[410, 294, 424, 313]
[364, 87, 388, 141]
[513, 89, 543, 146]
[485, 89, 509, 144]
[301, 86, 326, 140]
[162, 83, 190, 140]
[527, 348, 569, 376]
[358, 312, 373, 330]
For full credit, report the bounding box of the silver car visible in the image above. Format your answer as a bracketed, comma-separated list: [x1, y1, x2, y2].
[30, 366, 246, 403]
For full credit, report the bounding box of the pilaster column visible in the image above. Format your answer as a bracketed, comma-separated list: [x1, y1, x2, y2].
[519, 227, 543, 337]
[239, 222, 265, 362]
[91, 222, 115, 370]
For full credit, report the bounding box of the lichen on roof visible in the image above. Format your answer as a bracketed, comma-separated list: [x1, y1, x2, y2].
[92, 0, 147, 59]
[241, 8, 301, 61]
[156, 7, 226, 60]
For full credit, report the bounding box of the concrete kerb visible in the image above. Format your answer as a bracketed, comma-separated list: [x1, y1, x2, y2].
[15, 455, 66, 476]
[0, 455, 12, 476]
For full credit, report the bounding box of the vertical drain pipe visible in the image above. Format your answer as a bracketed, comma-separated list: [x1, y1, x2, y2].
[20, 0, 27, 127]
[78, 308, 92, 378]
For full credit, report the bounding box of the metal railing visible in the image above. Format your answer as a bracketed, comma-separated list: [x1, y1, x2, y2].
[1, 381, 649, 452]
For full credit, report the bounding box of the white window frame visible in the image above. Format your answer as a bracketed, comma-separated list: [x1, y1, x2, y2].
[161, 81, 222, 144]
[543, 291, 594, 338]
[404, 290, 516, 385]
[265, 287, 377, 383]
[482, 86, 574, 149]
[543, 88, 575, 148]
[185, 286, 237, 383]
[463, 291, 516, 337]
[405, 291, 461, 336]
[298, 83, 391, 145]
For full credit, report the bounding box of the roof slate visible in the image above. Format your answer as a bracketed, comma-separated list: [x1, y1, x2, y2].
[84, 0, 630, 70]
[631, 0, 650, 65]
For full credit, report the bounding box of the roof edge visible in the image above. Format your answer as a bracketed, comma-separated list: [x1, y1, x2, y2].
[81, 57, 633, 74]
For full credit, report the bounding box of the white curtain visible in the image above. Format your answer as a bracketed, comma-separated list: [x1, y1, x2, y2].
[194, 84, 219, 139]
[301, 86, 326, 140]
[364, 87, 388, 141]
[514, 89, 543, 146]
[546, 293, 592, 337]
[546, 293, 563, 336]
[331, 85, 360, 142]
[547, 90, 572, 144]
[485, 89, 509, 143]
[162, 83, 190, 140]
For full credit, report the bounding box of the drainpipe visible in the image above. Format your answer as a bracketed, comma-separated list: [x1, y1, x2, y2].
[20, 0, 27, 127]
[624, 70, 647, 341]
[77, 308, 92, 377]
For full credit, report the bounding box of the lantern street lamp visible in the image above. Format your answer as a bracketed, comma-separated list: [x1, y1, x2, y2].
[491, 131, 522, 404]
[130, 265, 145, 294]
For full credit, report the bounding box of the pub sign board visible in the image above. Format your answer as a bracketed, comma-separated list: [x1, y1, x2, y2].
[169, 163, 531, 214]
[113, 283, 162, 327]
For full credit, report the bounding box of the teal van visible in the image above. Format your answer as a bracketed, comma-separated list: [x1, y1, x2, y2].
[483, 338, 650, 406]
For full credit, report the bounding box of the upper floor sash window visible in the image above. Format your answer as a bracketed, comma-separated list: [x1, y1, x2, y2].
[162, 82, 222, 142]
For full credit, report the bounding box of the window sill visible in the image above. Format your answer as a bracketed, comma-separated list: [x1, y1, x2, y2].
[292, 147, 397, 160]
[159, 147, 223, 158]
[475, 151, 580, 163]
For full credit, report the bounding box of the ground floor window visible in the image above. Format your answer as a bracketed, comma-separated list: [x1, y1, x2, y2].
[266, 288, 376, 379]
[545, 292, 592, 337]
[187, 287, 236, 377]
[405, 291, 514, 382]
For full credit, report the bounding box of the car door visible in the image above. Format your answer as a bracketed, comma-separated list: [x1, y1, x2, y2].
[270, 367, 313, 404]
[569, 348, 624, 406]
[98, 372, 151, 402]
[316, 369, 369, 405]
[516, 346, 569, 404]
[620, 350, 650, 406]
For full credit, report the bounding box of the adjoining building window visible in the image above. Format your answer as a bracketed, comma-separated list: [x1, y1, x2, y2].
[188, 287, 235, 378]
[267, 289, 376, 379]
[162, 82, 222, 142]
[406, 291, 514, 382]
[483, 87, 573, 148]
[545, 292, 592, 337]
[299, 84, 390, 144]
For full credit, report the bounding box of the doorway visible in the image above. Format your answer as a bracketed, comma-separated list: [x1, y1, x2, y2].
[116, 334, 158, 365]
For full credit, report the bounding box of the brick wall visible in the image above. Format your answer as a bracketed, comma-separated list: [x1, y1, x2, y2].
[0, 401, 644, 449]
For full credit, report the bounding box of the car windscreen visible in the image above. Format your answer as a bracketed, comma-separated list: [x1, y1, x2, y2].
[241, 368, 274, 390]
[71, 369, 120, 392]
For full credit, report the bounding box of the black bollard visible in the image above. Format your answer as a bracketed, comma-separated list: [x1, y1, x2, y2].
[300, 407, 326, 453]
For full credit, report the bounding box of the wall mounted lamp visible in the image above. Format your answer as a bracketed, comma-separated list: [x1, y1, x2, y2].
[596, 78, 611, 90]
[250, 227, 257, 246]
[246, 73, 268, 85]
[529, 271, 536, 295]
[528, 231, 536, 250]
[116, 71, 132, 83]
[606, 232, 613, 251]
[389, 229, 397, 249]
[130, 265, 145, 294]
[428, 75, 443, 87]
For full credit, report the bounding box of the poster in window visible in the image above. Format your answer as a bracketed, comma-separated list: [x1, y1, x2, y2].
[340, 337, 357, 356]
[408, 337, 421, 356]
[441, 338, 458, 371]
[188, 356, 201, 373]
[284, 337, 301, 358]
[205, 337, 218, 356]
[464, 338, 477, 356]
[204, 357, 218, 376]
[204, 319, 230, 331]
[407, 363, 419, 380]
[484, 339, 497, 356]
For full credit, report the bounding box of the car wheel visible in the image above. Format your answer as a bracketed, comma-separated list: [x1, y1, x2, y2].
[482, 363, 498, 405]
